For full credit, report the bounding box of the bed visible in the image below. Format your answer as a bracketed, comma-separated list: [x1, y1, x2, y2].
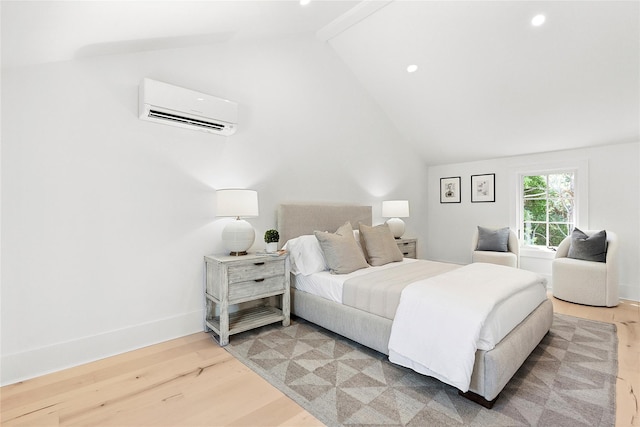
[277, 203, 554, 408]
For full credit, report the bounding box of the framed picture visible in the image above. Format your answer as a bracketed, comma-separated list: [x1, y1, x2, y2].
[471, 173, 495, 203]
[440, 176, 461, 203]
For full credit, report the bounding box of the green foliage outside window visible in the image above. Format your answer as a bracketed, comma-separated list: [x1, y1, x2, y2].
[522, 173, 574, 247]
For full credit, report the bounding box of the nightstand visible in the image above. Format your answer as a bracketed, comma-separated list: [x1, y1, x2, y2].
[396, 237, 417, 259]
[204, 253, 290, 346]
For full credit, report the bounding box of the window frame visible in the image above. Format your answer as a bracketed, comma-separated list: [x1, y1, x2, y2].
[510, 160, 588, 259]
[521, 171, 576, 248]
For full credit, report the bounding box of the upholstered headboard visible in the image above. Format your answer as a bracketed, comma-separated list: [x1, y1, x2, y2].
[277, 203, 372, 248]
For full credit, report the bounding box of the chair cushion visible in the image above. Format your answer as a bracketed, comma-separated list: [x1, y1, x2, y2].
[472, 251, 518, 268]
[568, 228, 607, 262]
[476, 226, 510, 252]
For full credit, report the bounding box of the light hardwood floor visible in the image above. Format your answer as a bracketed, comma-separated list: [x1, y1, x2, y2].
[551, 295, 640, 427]
[2, 295, 638, 427]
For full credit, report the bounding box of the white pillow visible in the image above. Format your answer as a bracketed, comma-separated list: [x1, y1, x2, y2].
[283, 235, 327, 275]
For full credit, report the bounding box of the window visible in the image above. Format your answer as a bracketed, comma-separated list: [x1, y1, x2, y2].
[521, 172, 575, 247]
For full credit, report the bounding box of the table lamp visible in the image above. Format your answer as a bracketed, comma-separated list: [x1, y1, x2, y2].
[382, 200, 409, 239]
[216, 189, 259, 255]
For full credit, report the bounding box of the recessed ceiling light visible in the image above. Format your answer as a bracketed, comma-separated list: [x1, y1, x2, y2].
[300, 0, 311, 5]
[531, 14, 546, 26]
[407, 64, 418, 73]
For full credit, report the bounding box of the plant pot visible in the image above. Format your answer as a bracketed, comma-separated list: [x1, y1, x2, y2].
[266, 242, 278, 253]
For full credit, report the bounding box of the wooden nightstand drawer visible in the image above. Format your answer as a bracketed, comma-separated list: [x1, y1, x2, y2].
[396, 238, 417, 259]
[227, 259, 284, 283]
[204, 253, 291, 346]
[228, 276, 285, 302]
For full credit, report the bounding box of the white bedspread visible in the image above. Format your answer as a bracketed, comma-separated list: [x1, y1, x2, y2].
[388, 262, 547, 392]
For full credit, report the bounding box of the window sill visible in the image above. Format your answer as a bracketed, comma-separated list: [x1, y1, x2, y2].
[520, 246, 557, 260]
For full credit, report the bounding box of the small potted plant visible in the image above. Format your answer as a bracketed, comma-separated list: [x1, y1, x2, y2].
[264, 229, 279, 253]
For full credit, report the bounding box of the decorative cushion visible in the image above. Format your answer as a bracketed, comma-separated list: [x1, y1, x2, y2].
[352, 229, 366, 259]
[282, 235, 327, 275]
[476, 226, 510, 252]
[314, 222, 369, 274]
[359, 223, 404, 266]
[568, 228, 607, 262]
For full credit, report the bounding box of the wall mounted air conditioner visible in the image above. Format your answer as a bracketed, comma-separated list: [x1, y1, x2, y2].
[139, 78, 238, 136]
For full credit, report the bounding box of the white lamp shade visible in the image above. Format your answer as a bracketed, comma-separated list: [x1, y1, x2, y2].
[382, 200, 409, 218]
[216, 189, 259, 218]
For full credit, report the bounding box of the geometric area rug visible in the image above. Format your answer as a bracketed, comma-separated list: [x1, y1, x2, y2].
[225, 314, 617, 426]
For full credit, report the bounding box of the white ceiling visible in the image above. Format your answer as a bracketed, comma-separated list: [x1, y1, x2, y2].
[328, 1, 640, 164]
[2, 0, 638, 165]
[0, 0, 358, 67]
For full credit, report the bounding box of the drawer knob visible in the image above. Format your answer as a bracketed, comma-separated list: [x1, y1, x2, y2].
[255, 278, 265, 282]
[254, 262, 265, 266]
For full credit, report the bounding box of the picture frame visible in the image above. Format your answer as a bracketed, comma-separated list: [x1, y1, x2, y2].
[440, 176, 461, 203]
[471, 173, 495, 203]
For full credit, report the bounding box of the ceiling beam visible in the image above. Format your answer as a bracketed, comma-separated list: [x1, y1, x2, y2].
[316, 0, 394, 42]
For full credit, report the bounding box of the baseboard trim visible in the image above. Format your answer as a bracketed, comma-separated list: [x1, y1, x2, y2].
[1, 309, 204, 386]
[619, 283, 640, 302]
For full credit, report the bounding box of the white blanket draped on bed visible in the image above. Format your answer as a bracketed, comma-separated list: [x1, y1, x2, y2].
[388, 262, 547, 392]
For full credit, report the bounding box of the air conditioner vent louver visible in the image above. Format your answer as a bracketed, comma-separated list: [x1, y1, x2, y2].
[148, 109, 226, 131]
[139, 78, 238, 136]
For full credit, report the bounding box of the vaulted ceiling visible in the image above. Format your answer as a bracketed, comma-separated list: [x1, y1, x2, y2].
[2, 1, 638, 165]
[326, 1, 639, 164]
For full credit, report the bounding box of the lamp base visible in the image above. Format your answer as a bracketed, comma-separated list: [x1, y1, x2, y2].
[221, 219, 255, 256]
[386, 218, 405, 239]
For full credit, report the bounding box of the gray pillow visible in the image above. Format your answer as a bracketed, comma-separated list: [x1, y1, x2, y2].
[476, 226, 510, 252]
[359, 223, 404, 266]
[568, 228, 607, 262]
[314, 222, 369, 274]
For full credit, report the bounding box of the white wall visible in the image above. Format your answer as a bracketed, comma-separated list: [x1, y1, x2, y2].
[425, 142, 640, 301]
[0, 36, 430, 385]
[4, 32, 637, 386]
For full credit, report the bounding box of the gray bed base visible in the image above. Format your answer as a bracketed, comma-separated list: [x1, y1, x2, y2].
[277, 203, 554, 407]
[291, 287, 553, 406]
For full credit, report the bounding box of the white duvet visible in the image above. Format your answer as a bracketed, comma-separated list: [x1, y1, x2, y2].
[388, 262, 547, 392]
